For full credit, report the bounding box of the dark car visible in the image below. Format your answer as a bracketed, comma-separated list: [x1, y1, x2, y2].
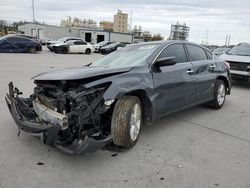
[12, 34, 42, 44]
[212, 47, 230, 56]
[99, 42, 126, 54]
[93, 41, 114, 52]
[219, 43, 250, 82]
[0, 35, 42, 53]
[6, 41, 231, 154]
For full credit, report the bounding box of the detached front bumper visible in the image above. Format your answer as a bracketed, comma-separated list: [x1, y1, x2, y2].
[5, 82, 111, 154]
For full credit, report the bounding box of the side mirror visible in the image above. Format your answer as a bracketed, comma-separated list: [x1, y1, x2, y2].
[155, 56, 177, 67]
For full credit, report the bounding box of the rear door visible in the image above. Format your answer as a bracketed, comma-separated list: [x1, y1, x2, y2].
[69, 41, 87, 53]
[185, 44, 217, 102]
[2, 38, 19, 52]
[152, 43, 196, 114]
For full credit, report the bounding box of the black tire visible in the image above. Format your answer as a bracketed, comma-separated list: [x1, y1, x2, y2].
[28, 47, 37, 53]
[111, 96, 142, 148]
[85, 48, 91, 54]
[207, 79, 226, 109]
[60, 48, 68, 54]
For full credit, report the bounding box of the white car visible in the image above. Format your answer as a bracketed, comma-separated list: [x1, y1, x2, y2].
[53, 40, 94, 54]
[47, 37, 84, 51]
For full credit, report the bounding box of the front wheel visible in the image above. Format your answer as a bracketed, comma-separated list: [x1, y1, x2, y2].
[111, 96, 142, 148]
[85, 48, 91, 54]
[207, 79, 226, 109]
[28, 47, 37, 53]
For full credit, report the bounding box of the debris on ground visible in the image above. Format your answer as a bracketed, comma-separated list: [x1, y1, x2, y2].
[35, 161, 45, 165]
[111, 153, 118, 157]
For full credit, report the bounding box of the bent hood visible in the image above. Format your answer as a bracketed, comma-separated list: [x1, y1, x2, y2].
[32, 66, 132, 81]
[219, 53, 250, 63]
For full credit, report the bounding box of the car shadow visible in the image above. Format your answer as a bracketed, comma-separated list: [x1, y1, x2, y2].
[232, 80, 250, 89]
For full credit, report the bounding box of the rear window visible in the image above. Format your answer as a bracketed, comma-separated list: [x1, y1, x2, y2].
[186, 44, 207, 61]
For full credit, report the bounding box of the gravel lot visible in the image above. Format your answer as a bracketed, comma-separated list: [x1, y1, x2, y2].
[0, 48, 250, 188]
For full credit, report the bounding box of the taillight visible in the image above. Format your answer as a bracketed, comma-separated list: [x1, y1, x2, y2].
[224, 61, 230, 69]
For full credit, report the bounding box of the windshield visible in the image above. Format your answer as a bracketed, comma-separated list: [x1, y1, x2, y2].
[227, 45, 250, 56]
[91, 43, 160, 68]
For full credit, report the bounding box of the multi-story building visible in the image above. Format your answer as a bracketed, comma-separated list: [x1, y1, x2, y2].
[100, 21, 113, 31]
[169, 22, 190, 41]
[113, 10, 128, 33]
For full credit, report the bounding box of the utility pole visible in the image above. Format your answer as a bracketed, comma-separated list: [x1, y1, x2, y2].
[227, 35, 231, 46]
[32, 0, 35, 22]
[205, 30, 208, 45]
[225, 34, 228, 46]
[130, 11, 133, 32]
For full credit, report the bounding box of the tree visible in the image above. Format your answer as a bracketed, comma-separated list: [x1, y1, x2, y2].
[150, 33, 164, 41]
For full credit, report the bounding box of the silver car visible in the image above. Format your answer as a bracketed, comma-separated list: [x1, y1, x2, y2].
[219, 43, 250, 82]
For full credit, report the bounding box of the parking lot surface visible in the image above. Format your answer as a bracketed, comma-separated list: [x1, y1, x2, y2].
[0, 49, 250, 188]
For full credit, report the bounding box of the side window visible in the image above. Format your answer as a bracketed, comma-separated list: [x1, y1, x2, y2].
[186, 45, 207, 61]
[73, 41, 86, 45]
[118, 43, 125, 47]
[158, 44, 187, 63]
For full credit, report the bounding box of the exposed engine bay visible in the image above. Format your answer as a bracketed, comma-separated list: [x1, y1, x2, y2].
[6, 80, 113, 154]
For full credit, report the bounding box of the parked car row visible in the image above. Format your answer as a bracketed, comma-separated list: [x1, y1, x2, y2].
[46, 37, 129, 55]
[0, 34, 129, 55]
[212, 47, 230, 56]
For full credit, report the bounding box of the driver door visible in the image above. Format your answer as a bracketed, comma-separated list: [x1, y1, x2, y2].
[152, 43, 196, 114]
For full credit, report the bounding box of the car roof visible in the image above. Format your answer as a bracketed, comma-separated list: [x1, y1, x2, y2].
[131, 40, 205, 46]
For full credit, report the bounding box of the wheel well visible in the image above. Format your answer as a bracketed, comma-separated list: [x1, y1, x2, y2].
[217, 76, 230, 94]
[125, 90, 153, 125]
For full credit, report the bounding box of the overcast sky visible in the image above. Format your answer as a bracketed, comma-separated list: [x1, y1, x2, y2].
[1, 0, 250, 45]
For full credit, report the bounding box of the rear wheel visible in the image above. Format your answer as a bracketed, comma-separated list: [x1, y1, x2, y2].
[111, 96, 142, 148]
[207, 79, 226, 109]
[28, 47, 37, 53]
[85, 48, 91, 54]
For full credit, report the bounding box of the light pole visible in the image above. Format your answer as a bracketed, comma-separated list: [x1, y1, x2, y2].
[32, 0, 35, 22]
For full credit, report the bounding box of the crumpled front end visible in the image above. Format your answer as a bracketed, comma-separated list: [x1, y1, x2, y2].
[5, 81, 112, 154]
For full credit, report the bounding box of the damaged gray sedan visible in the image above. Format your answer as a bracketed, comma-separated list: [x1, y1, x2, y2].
[6, 41, 231, 154]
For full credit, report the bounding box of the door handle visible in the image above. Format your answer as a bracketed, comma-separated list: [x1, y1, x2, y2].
[210, 64, 216, 69]
[186, 69, 194, 74]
